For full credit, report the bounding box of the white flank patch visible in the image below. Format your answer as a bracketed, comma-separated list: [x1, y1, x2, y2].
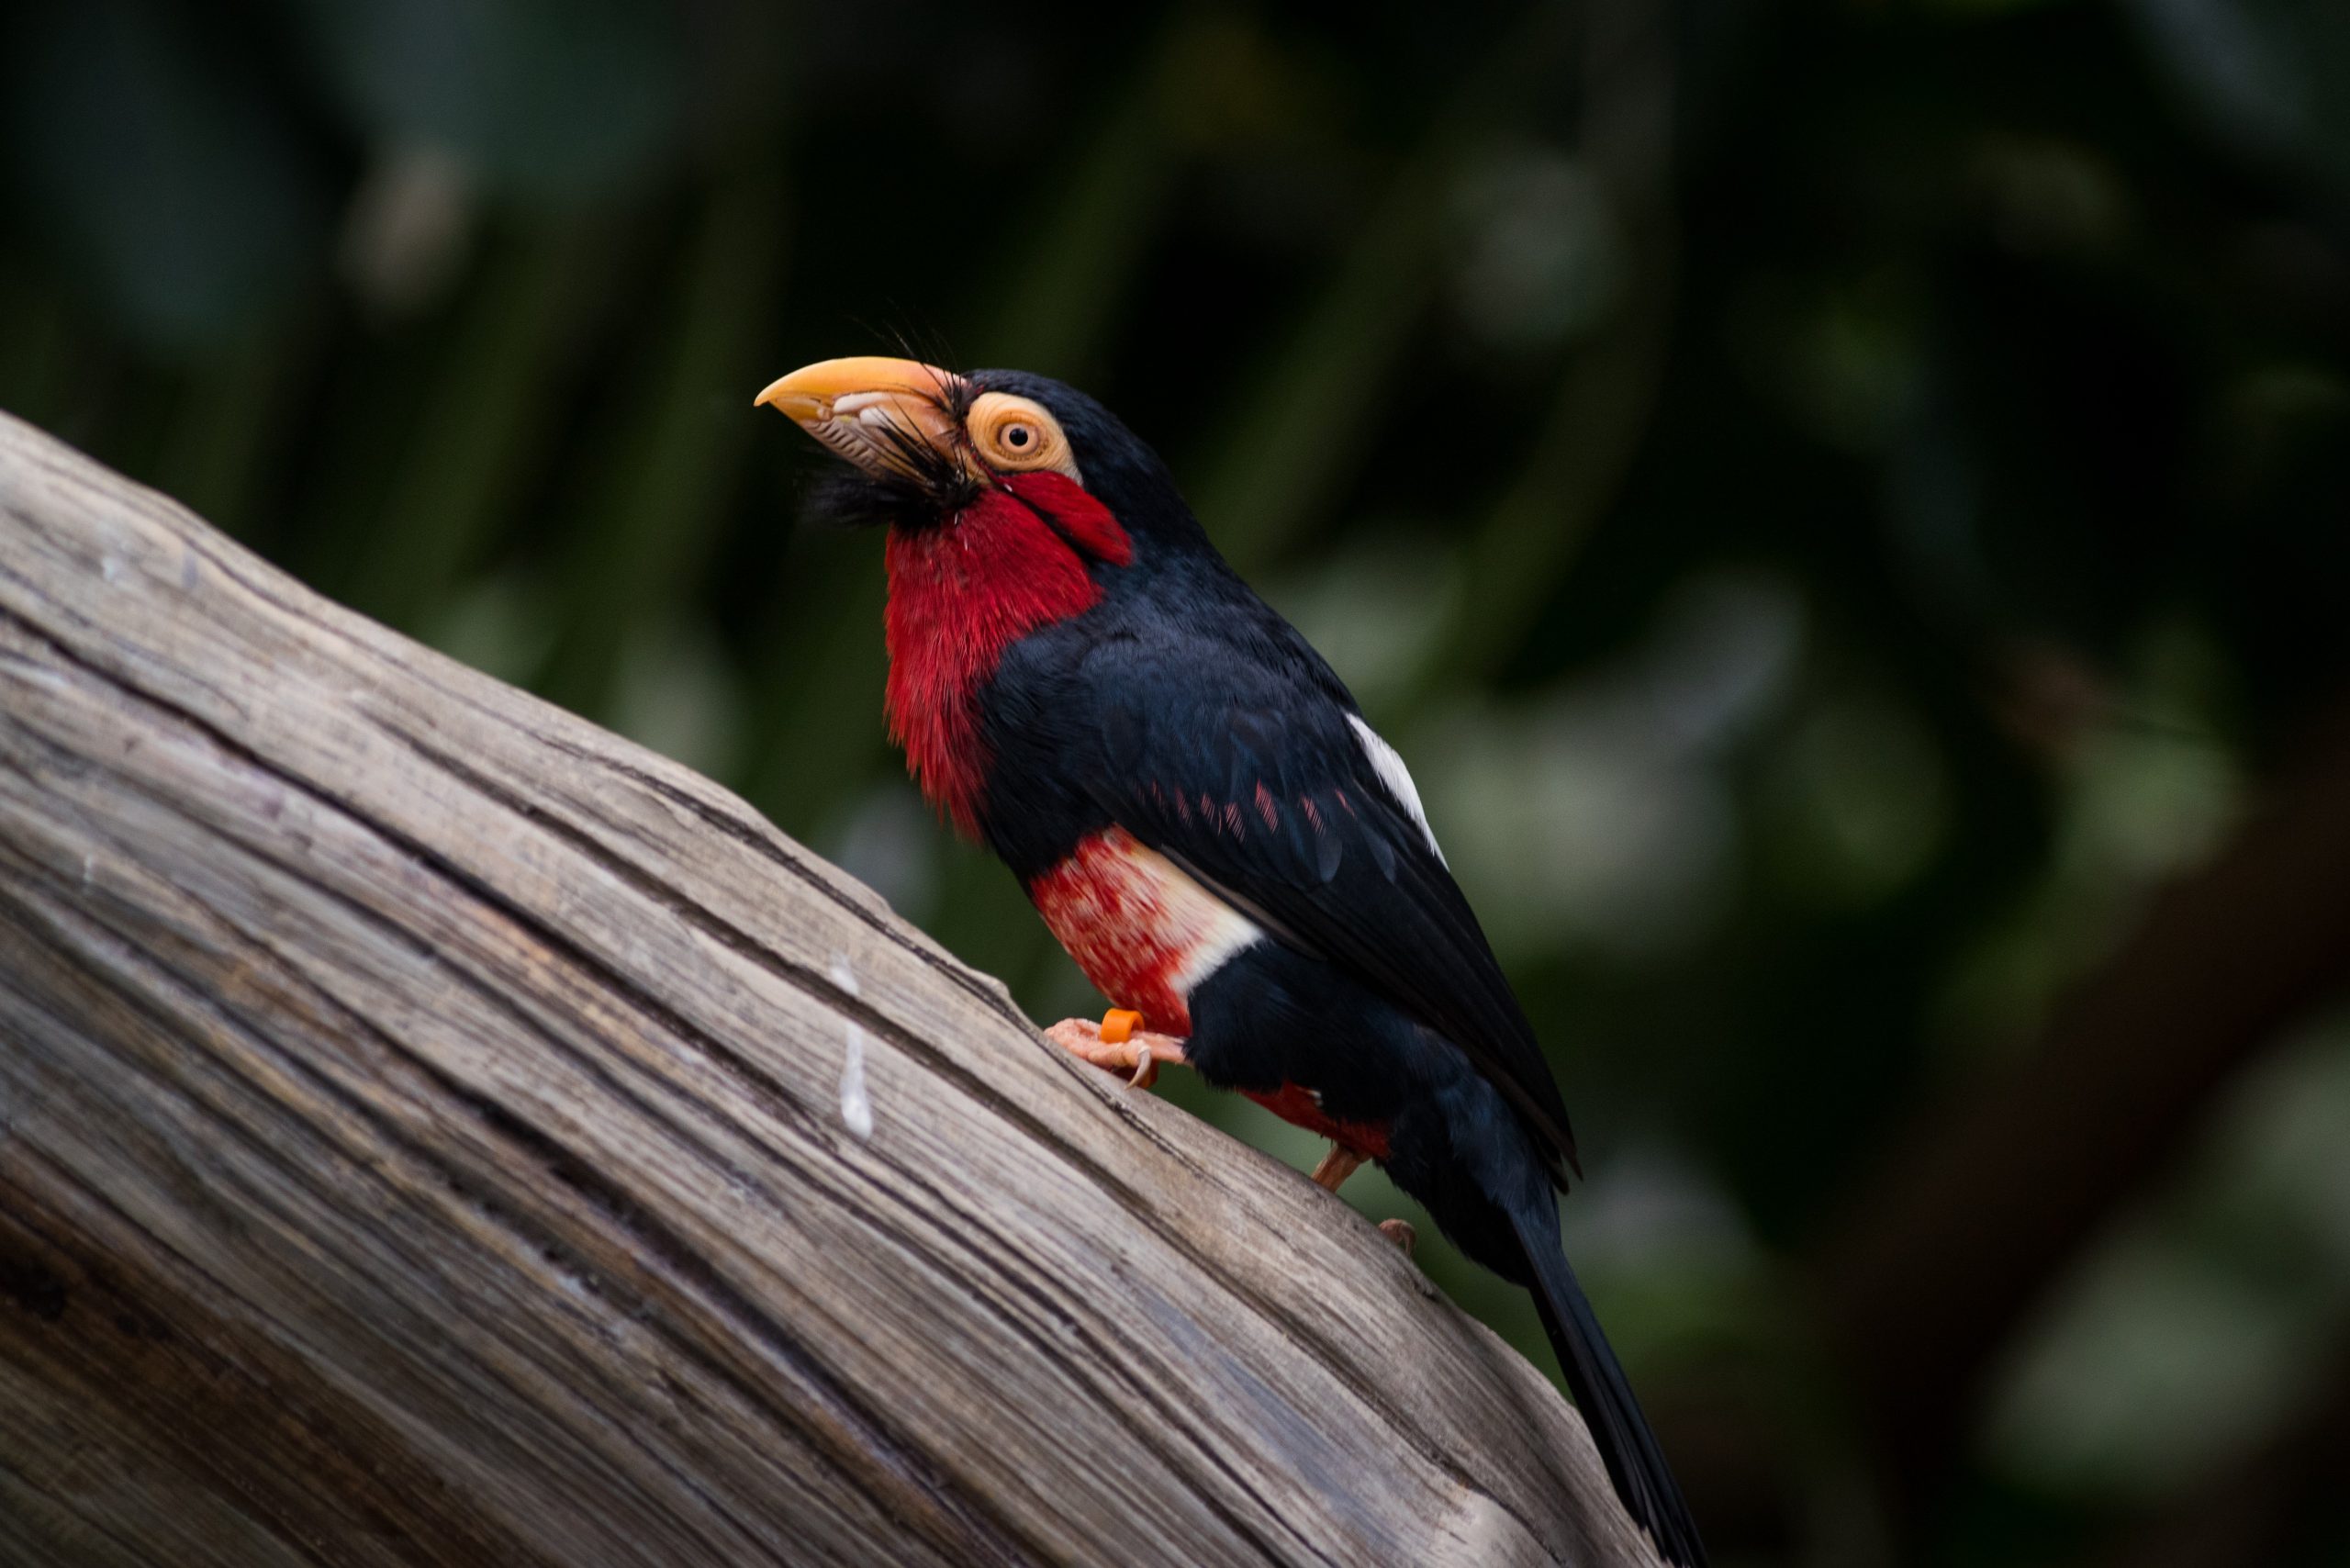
[1041, 830, 1267, 1003]
[1167, 873, 1266, 995]
[830, 953, 874, 1141]
[1347, 711, 1445, 863]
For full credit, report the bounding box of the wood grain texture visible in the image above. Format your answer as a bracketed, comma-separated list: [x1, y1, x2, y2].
[0, 411, 1657, 1568]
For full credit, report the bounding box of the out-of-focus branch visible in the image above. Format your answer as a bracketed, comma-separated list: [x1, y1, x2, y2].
[1813, 701, 2350, 1508]
[2094, 1333, 2350, 1568]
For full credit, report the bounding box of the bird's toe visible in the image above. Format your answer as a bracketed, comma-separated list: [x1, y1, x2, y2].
[1042, 1014, 1186, 1089]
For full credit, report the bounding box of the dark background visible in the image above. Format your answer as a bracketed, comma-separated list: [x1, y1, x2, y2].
[6, 1, 2350, 1562]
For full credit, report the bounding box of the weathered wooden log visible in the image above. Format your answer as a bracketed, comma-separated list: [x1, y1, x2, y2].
[0, 412, 1655, 1567]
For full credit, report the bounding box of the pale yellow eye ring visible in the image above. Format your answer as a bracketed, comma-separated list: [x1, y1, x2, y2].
[966, 392, 1081, 482]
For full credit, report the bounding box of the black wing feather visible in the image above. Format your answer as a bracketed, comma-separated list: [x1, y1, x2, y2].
[1076, 630, 1579, 1182]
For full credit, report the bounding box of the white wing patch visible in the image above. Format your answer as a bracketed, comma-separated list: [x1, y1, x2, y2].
[1347, 712, 1446, 864]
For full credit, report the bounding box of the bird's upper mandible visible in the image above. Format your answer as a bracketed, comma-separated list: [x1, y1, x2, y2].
[755, 356, 1082, 489]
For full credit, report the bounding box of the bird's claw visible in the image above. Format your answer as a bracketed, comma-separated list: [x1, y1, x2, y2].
[1044, 1013, 1186, 1090]
[1377, 1218, 1416, 1257]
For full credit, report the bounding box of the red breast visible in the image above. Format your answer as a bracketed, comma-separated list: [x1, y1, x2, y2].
[881, 474, 1131, 838]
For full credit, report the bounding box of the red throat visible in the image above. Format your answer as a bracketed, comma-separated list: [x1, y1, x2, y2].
[882, 473, 1131, 837]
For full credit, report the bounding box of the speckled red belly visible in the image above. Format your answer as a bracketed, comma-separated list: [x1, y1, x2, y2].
[1026, 826, 1259, 1033]
[1029, 827, 1391, 1161]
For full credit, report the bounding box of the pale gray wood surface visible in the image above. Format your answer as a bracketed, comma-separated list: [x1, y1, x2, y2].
[0, 410, 1657, 1567]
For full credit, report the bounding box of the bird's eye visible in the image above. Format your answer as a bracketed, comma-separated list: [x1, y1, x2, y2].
[965, 392, 1079, 481]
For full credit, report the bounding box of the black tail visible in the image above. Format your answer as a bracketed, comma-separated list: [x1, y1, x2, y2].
[1511, 1206, 1707, 1567]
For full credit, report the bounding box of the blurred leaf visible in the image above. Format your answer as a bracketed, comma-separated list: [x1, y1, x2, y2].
[1407, 0, 1679, 704]
[608, 614, 746, 779]
[742, 539, 891, 840]
[1760, 685, 1953, 912]
[537, 152, 789, 713]
[2130, 0, 2350, 197]
[0, 270, 81, 431]
[1984, 1021, 2350, 1497]
[1, 1, 330, 349]
[291, 0, 686, 203]
[1192, 145, 1451, 576]
[1196, 3, 1578, 576]
[972, 9, 1221, 375]
[1446, 146, 1628, 354]
[150, 323, 318, 537]
[419, 569, 560, 689]
[352, 213, 631, 627]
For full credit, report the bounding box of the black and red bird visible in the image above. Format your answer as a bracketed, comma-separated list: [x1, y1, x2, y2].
[757, 356, 1706, 1566]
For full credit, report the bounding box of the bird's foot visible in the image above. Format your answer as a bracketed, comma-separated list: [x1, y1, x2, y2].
[1309, 1146, 1365, 1193]
[1045, 1010, 1187, 1089]
[1304, 1145, 1411, 1253]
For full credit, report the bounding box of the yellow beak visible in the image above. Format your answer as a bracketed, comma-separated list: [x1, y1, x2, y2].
[754, 356, 969, 483]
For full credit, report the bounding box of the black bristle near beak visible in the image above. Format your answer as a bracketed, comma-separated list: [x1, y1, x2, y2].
[800, 465, 940, 532]
[794, 373, 982, 532]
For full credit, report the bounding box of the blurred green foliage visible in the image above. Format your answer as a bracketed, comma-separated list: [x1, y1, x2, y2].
[6, 1, 2350, 1562]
